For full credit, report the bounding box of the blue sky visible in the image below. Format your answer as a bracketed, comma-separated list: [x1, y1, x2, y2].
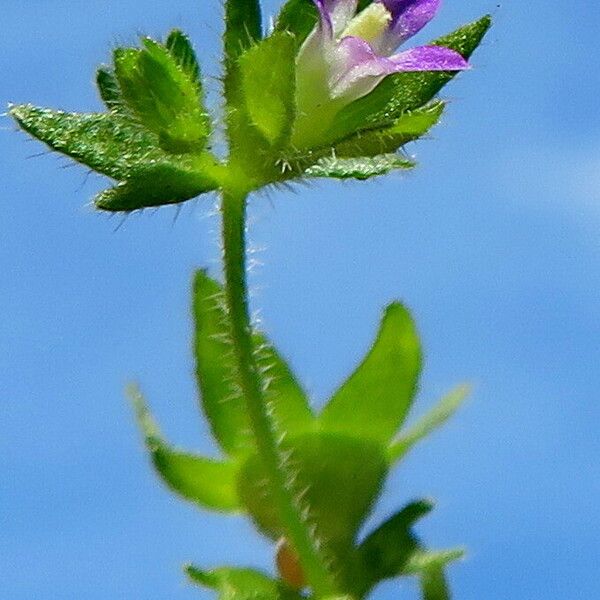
[2, 1, 599, 598]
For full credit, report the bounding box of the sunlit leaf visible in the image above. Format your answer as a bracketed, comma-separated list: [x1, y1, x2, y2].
[186, 565, 301, 600]
[10, 105, 163, 180]
[275, 0, 318, 47]
[128, 385, 240, 512]
[332, 102, 445, 158]
[304, 154, 415, 180]
[403, 548, 465, 576]
[320, 303, 421, 443]
[166, 29, 201, 86]
[193, 271, 313, 458]
[224, 0, 262, 63]
[238, 432, 388, 551]
[96, 67, 127, 114]
[239, 33, 296, 146]
[114, 38, 210, 153]
[388, 385, 470, 463]
[94, 159, 221, 212]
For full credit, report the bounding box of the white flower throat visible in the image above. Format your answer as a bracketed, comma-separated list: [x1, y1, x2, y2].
[341, 3, 393, 48]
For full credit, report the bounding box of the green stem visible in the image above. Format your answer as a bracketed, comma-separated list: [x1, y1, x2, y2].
[220, 186, 337, 598]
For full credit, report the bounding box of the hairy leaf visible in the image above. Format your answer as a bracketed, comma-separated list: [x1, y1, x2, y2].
[239, 33, 297, 146]
[224, 0, 262, 63]
[96, 67, 128, 114]
[94, 159, 220, 212]
[388, 385, 470, 463]
[193, 271, 313, 458]
[10, 105, 163, 180]
[328, 15, 492, 142]
[333, 102, 445, 158]
[238, 432, 388, 548]
[320, 303, 421, 443]
[114, 38, 210, 153]
[129, 385, 240, 512]
[166, 29, 201, 86]
[304, 154, 415, 180]
[187, 565, 300, 600]
[275, 0, 318, 47]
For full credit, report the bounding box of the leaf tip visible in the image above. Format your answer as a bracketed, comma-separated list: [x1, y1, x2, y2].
[126, 383, 162, 449]
[185, 564, 215, 588]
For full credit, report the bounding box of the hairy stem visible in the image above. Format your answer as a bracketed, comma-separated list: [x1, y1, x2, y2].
[221, 187, 337, 598]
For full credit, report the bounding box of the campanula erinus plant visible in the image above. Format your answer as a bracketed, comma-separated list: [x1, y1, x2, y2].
[10, 1, 491, 598]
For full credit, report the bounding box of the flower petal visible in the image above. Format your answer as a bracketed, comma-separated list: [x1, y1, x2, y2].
[313, 0, 359, 36]
[377, 0, 441, 54]
[331, 40, 468, 101]
[389, 45, 470, 71]
[330, 36, 398, 100]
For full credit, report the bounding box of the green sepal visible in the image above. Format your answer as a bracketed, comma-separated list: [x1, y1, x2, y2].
[328, 15, 492, 142]
[403, 548, 465, 576]
[96, 67, 128, 114]
[224, 0, 262, 63]
[408, 549, 464, 600]
[388, 385, 470, 464]
[275, 0, 318, 47]
[114, 37, 210, 153]
[319, 303, 422, 444]
[94, 158, 221, 212]
[128, 385, 241, 512]
[193, 271, 313, 458]
[304, 154, 415, 180]
[275, 0, 375, 47]
[238, 432, 388, 552]
[420, 565, 451, 600]
[333, 101, 445, 159]
[357, 500, 433, 590]
[239, 33, 297, 146]
[166, 29, 201, 86]
[9, 105, 164, 181]
[186, 565, 301, 600]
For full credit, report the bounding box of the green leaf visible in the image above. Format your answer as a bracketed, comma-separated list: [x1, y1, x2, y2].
[238, 432, 388, 548]
[357, 500, 433, 590]
[128, 385, 240, 512]
[275, 0, 318, 47]
[94, 158, 221, 212]
[275, 0, 375, 47]
[253, 336, 314, 435]
[328, 15, 492, 142]
[224, 0, 262, 63]
[239, 33, 297, 146]
[186, 565, 300, 600]
[166, 29, 200, 86]
[304, 154, 415, 180]
[193, 271, 313, 458]
[333, 102, 445, 159]
[96, 67, 127, 114]
[406, 549, 464, 600]
[420, 566, 451, 600]
[9, 105, 164, 180]
[403, 549, 465, 576]
[388, 385, 470, 463]
[114, 38, 210, 153]
[319, 303, 422, 444]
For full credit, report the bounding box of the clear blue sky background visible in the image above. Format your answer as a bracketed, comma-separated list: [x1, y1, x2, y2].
[2, 1, 599, 598]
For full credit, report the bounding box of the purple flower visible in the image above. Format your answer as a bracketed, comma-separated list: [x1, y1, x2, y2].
[294, 0, 469, 141]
